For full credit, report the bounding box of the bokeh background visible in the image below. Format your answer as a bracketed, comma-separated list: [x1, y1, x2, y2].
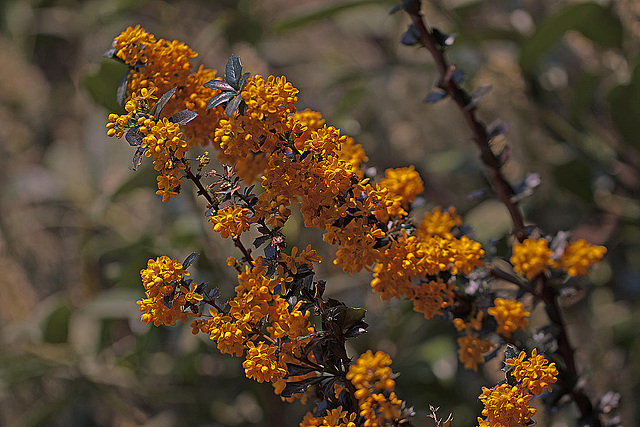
[1, 0, 639, 425]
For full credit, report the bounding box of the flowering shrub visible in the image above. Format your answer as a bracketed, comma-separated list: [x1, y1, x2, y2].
[100, 1, 615, 426]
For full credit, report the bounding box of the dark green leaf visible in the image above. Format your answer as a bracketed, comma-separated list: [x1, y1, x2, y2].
[519, 2, 623, 72]
[204, 79, 235, 91]
[607, 59, 640, 150]
[253, 235, 271, 248]
[182, 253, 199, 269]
[334, 306, 366, 333]
[225, 55, 243, 88]
[169, 109, 198, 126]
[207, 91, 235, 110]
[225, 95, 243, 117]
[82, 59, 128, 113]
[151, 87, 177, 120]
[570, 73, 600, 122]
[43, 302, 71, 344]
[274, 0, 381, 32]
[552, 158, 593, 202]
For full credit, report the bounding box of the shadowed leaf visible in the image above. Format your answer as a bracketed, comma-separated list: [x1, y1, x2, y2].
[182, 253, 199, 269]
[225, 55, 243, 88]
[204, 79, 234, 91]
[207, 92, 235, 110]
[169, 110, 198, 126]
[151, 87, 177, 120]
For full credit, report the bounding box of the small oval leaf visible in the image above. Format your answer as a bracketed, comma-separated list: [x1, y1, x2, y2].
[225, 95, 243, 117]
[225, 55, 243, 88]
[207, 92, 235, 110]
[151, 87, 177, 119]
[169, 110, 198, 126]
[182, 253, 199, 269]
[204, 79, 234, 91]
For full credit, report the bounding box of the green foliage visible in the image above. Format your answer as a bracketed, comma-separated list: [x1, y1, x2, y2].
[519, 2, 623, 72]
[607, 59, 640, 151]
[82, 59, 128, 113]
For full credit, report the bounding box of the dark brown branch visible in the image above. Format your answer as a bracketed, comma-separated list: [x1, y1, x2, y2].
[405, 8, 526, 242]
[535, 276, 602, 427]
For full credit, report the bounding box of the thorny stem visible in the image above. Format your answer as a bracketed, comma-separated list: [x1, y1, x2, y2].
[403, 4, 602, 426]
[405, 7, 526, 242]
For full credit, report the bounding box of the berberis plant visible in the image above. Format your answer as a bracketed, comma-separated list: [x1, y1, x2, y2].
[102, 1, 615, 426]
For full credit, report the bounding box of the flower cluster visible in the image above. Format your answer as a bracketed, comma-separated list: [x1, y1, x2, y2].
[560, 239, 608, 277]
[488, 298, 530, 338]
[477, 348, 557, 427]
[511, 237, 606, 280]
[453, 312, 494, 371]
[106, 88, 189, 202]
[346, 350, 405, 426]
[105, 25, 611, 427]
[137, 256, 201, 326]
[110, 25, 223, 146]
[189, 257, 315, 391]
[371, 207, 484, 305]
[300, 406, 358, 427]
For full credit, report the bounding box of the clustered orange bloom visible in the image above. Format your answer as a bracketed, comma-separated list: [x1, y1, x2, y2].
[111, 25, 224, 146]
[299, 406, 358, 427]
[106, 88, 189, 201]
[477, 348, 558, 427]
[188, 257, 315, 391]
[488, 298, 530, 338]
[108, 27, 609, 425]
[511, 238, 606, 280]
[371, 207, 483, 313]
[347, 350, 404, 427]
[453, 312, 494, 371]
[137, 256, 200, 326]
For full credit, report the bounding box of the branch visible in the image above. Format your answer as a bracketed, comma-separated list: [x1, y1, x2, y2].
[404, 6, 526, 242]
[401, 4, 603, 425]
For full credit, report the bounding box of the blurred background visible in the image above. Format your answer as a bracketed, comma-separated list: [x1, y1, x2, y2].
[1, 0, 639, 425]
